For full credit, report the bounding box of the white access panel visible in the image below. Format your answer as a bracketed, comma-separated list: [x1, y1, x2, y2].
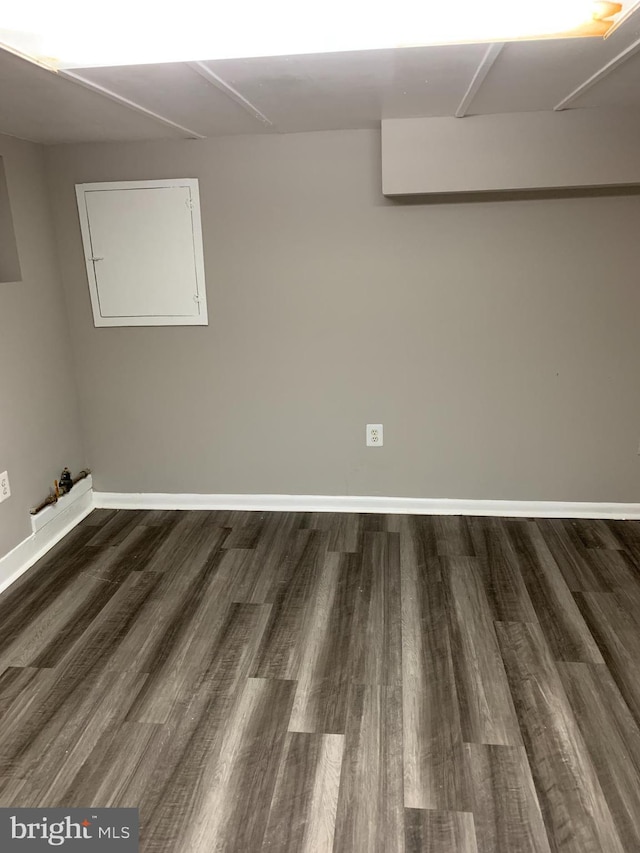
[75, 178, 208, 327]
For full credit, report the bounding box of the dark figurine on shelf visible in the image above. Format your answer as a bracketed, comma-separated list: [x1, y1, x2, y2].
[31, 468, 91, 515]
[59, 467, 73, 495]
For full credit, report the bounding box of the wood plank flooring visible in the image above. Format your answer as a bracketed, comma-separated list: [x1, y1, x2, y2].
[1, 509, 640, 851]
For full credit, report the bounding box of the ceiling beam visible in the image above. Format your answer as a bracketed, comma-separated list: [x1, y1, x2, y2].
[188, 62, 273, 126]
[60, 70, 207, 138]
[0, 41, 57, 72]
[455, 43, 504, 118]
[605, 0, 640, 38]
[555, 34, 640, 110]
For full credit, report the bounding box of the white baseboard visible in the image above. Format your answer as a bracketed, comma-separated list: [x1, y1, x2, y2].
[0, 476, 94, 596]
[2, 482, 637, 598]
[93, 491, 640, 520]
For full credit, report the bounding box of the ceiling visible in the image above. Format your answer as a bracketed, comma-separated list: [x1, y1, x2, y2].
[2, 9, 640, 145]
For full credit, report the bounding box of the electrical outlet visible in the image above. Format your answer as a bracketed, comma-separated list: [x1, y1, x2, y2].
[0, 471, 10, 503]
[366, 424, 383, 447]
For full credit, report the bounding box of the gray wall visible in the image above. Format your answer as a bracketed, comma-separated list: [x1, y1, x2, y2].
[46, 129, 640, 502]
[0, 133, 85, 560]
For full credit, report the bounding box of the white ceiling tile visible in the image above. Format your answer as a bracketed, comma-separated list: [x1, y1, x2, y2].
[76, 63, 266, 137]
[0, 51, 182, 143]
[382, 44, 489, 118]
[570, 50, 640, 108]
[203, 51, 394, 132]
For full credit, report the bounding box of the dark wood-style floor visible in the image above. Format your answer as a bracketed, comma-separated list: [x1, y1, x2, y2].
[1, 509, 640, 851]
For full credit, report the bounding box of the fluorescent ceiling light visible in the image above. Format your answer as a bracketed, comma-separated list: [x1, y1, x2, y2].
[0, 1, 637, 69]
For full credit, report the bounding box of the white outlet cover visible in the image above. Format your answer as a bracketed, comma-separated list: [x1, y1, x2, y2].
[0, 471, 10, 502]
[366, 424, 383, 447]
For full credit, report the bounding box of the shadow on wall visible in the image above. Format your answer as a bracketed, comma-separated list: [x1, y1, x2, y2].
[0, 156, 22, 283]
[386, 184, 640, 206]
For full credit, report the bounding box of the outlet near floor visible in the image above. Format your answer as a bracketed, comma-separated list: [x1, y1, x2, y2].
[366, 424, 383, 447]
[0, 471, 10, 502]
